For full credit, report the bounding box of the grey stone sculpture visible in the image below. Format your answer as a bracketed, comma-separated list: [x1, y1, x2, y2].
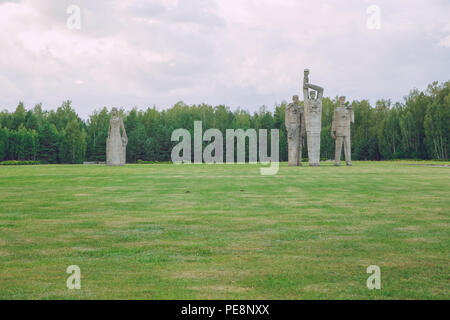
[303, 69, 324, 166]
[106, 108, 127, 166]
[332, 96, 354, 166]
[285, 95, 304, 166]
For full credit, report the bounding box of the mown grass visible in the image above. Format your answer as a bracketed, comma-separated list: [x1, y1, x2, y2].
[0, 161, 448, 299]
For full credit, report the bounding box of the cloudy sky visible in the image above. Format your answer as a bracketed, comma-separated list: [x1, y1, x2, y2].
[1, 0, 449, 118]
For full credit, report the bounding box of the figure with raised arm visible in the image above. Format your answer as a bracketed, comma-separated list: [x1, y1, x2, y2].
[332, 96, 354, 166]
[303, 69, 324, 166]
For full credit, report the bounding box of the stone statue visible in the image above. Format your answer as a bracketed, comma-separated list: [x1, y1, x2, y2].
[106, 108, 128, 166]
[332, 96, 354, 166]
[285, 95, 304, 166]
[303, 69, 324, 166]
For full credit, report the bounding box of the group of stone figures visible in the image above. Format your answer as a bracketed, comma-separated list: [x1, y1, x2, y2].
[285, 69, 354, 167]
[106, 69, 354, 167]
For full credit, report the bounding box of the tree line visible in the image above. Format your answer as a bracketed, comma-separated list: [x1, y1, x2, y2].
[0, 81, 448, 164]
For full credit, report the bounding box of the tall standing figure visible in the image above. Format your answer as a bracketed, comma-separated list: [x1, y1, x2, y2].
[107, 108, 128, 166]
[332, 96, 354, 166]
[303, 69, 324, 166]
[285, 95, 304, 166]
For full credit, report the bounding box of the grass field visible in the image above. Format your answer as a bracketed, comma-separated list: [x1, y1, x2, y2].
[0, 161, 449, 299]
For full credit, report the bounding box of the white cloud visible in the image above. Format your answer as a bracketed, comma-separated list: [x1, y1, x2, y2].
[438, 36, 450, 48]
[0, 0, 449, 118]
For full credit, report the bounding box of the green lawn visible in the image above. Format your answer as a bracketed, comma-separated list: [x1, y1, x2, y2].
[0, 161, 449, 299]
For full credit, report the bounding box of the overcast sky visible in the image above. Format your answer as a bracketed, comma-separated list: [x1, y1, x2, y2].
[1, 0, 449, 118]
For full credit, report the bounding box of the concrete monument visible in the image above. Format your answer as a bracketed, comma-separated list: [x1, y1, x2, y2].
[106, 108, 127, 166]
[285, 95, 304, 166]
[303, 69, 324, 166]
[332, 96, 354, 166]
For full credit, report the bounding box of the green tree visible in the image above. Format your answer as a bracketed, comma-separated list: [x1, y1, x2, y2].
[12, 102, 27, 130]
[424, 102, 449, 160]
[127, 123, 147, 163]
[378, 104, 402, 159]
[38, 122, 60, 164]
[86, 107, 110, 161]
[0, 127, 8, 161]
[60, 119, 87, 163]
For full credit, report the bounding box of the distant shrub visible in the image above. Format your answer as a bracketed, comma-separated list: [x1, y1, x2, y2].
[0, 160, 40, 166]
[137, 160, 171, 164]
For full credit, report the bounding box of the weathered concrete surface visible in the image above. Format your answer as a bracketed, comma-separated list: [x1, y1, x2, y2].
[332, 96, 354, 166]
[303, 69, 324, 166]
[285, 95, 304, 166]
[106, 108, 128, 166]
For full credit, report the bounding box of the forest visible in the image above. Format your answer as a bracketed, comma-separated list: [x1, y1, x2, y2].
[0, 81, 448, 164]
